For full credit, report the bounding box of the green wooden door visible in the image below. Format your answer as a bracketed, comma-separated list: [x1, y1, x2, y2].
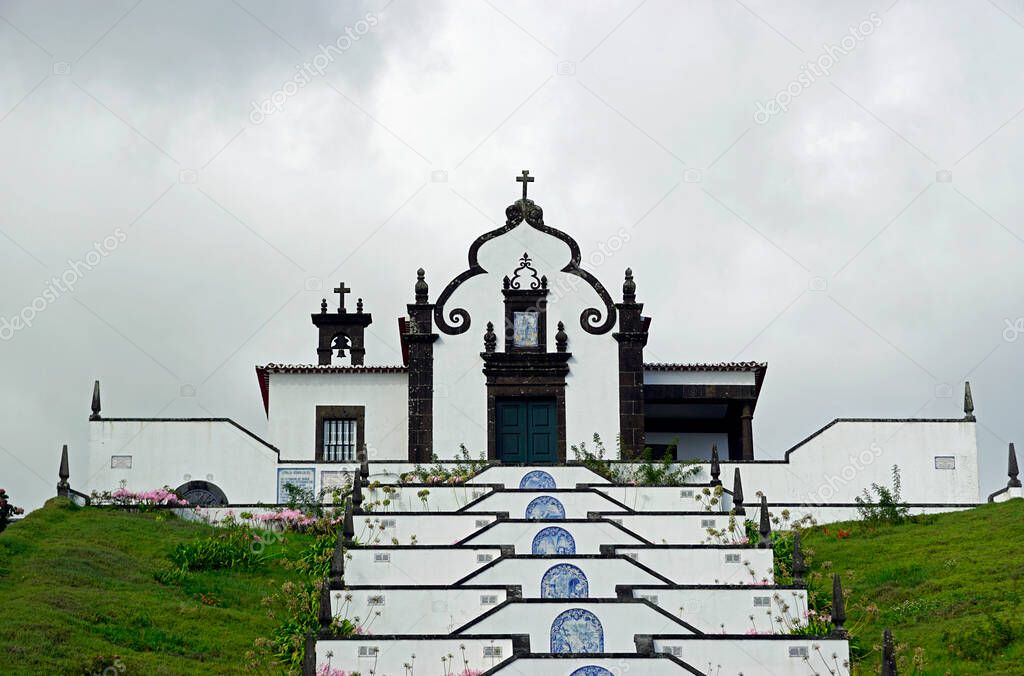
[497, 399, 557, 463]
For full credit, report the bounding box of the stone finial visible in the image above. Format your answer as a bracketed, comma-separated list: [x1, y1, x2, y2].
[963, 381, 975, 421]
[731, 467, 745, 516]
[881, 628, 897, 676]
[623, 268, 636, 302]
[792, 531, 806, 586]
[483, 321, 497, 353]
[318, 576, 333, 630]
[830, 574, 848, 638]
[356, 298, 363, 314]
[414, 268, 429, 304]
[343, 503, 355, 546]
[351, 471, 364, 515]
[555, 321, 568, 353]
[320, 298, 328, 314]
[540, 274, 548, 290]
[302, 632, 317, 676]
[709, 445, 722, 486]
[90, 380, 101, 421]
[359, 448, 370, 482]
[57, 444, 70, 497]
[1008, 442, 1021, 488]
[329, 526, 345, 586]
[758, 494, 771, 548]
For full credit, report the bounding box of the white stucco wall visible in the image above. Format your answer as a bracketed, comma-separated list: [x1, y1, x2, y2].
[462, 520, 647, 554]
[430, 222, 622, 458]
[345, 547, 504, 585]
[353, 513, 499, 545]
[332, 587, 511, 634]
[653, 637, 850, 674]
[314, 637, 515, 676]
[615, 547, 776, 585]
[266, 370, 408, 460]
[490, 657, 682, 675]
[462, 489, 627, 518]
[459, 556, 668, 597]
[718, 420, 980, 505]
[457, 600, 694, 652]
[469, 465, 608, 488]
[87, 419, 278, 503]
[626, 586, 809, 634]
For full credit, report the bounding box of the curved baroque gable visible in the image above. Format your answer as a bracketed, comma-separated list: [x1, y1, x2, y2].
[433, 197, 617, 335]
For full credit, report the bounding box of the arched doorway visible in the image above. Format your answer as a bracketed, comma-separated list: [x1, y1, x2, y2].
[174, 480, 228, 507]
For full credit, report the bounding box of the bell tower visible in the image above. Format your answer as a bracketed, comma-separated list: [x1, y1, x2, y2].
[312, 282, 372, 366]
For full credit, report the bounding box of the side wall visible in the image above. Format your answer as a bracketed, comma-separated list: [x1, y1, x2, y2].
[87, 420, 279, 503]
[266, 371, 408, 460]
[713, 420, 979, 504]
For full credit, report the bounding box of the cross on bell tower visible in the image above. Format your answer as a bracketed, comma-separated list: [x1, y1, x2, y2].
[333, 282, 351, 312]
[516, 169, 534, 201]
[312, 281, 372, 365]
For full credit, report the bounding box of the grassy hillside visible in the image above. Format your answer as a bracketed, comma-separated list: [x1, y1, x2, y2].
[0, 499, 315, 675]
[2, 497, 1021, 675]
[804, 499, 1024, 675]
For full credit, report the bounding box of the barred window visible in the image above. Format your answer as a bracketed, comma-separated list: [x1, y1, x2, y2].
[322, 419, 357, 461]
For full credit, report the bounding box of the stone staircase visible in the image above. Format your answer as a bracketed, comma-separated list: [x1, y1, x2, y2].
[305, 465, 852, 676]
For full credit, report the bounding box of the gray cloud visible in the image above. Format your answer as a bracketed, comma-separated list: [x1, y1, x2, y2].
[1, 0, 1022, 511]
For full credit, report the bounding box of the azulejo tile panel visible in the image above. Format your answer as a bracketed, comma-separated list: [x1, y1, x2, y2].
[532, 526, 576, 555]
[551, 608, 604, 653]
[569, 667, 614, 676]
[540, 563, 589, 598]
[519, 470, 557, 489]
[525, 495, 566, 519]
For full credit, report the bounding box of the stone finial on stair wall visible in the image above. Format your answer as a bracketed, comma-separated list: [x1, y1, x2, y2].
[1008, 442, 1021, 488]
[359, 447, 370, 482]
[830, 573, 848, 638]
[881, 628, 897, 675]
[318, 577, 333, 630]
[301, 632, 317, 676]
[709, 445, 722, 487]
[329, 527, 345, 587]
[343, 503, 355, 547]
[792, 531, 806, 586]
[351, 471, 364, 515]
[757, 494, 771, 548]
[731, 468, 745, 516]
[963, 381, 975, 421]
[90, 380, 101, 421]
[57, 444, 71, 497]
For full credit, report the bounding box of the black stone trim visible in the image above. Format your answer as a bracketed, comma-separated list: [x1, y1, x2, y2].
[455, 486, 636, 514]
[478, 654, 706, 676]
[433, 197, 617, 335]
[452, 597, 699, 636]
[482, 351, 571, 462]
[617, 583, 806, 593]
[457, 517, 654, 546]
[639, 632, 845, 641]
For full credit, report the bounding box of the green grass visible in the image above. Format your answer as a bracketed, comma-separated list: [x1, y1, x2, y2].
[805, 499, 1024, 675]
[0, 499, 313, 675]
[4, 497, 1022, 675]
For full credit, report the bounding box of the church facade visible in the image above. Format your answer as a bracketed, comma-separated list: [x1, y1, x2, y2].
[85, 172, 982, 511]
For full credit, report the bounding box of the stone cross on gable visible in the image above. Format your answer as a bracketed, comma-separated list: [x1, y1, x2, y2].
[333, 282, 351, 312]
[516, 169, 534, 201]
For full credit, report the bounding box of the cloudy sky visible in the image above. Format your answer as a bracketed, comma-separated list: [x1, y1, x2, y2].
[2, 0, 1022, 511]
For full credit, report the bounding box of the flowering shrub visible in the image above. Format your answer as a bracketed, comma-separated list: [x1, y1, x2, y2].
[0, 488, 25, 532]
[400, 446, 486, 485]
[90, 483, 188, 510]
